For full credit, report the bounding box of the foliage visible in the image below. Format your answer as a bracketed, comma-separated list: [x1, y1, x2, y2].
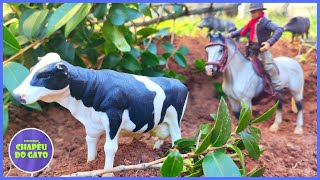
[160, 97, 278, 177]
[2, 3, 190, 134]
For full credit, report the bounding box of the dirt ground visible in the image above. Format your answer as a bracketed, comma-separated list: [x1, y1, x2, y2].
[2, 36, 317, 177]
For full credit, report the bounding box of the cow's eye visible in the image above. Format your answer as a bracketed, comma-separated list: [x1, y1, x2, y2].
[219, 49, 223, 53]
[38, 72, 51, 79]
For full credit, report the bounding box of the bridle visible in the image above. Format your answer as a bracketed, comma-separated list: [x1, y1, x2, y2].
[205, 38, 238, 73]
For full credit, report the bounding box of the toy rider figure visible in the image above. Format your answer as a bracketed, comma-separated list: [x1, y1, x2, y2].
[227, 3, 283, 93]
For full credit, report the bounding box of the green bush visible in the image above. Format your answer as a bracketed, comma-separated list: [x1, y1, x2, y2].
[161, 97, 279, 177]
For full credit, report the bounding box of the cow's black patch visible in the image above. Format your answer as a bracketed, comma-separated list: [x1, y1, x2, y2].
[149, 78, 188, 126]
[64, 61, 158, 138]
[30, 62, 70, 90]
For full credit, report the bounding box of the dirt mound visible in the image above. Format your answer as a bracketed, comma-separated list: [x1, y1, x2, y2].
[2, 36, 317, 177]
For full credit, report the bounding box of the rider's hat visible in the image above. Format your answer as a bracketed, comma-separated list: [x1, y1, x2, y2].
[247, 3, 267, 12]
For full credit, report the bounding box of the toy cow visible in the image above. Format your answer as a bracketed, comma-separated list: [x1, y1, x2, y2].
[12, 53, 189, 171]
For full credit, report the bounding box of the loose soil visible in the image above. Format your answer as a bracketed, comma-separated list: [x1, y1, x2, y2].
[2, 36, 317, 177]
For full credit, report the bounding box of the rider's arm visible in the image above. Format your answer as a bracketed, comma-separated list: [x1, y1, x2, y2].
[265, 21, 283, 46]
[228, 28, 243, 38]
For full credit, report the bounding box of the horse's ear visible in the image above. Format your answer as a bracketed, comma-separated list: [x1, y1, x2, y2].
[218, 32, 225, 42]
[208, 33, 214, 41]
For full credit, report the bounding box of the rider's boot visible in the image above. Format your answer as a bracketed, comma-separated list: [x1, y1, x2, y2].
[260, 51, 283, 95]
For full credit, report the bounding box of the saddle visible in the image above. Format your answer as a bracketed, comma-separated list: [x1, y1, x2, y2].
[251, 57, 280, 96]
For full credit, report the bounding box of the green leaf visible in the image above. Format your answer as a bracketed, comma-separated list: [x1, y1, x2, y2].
[141, 51, 159, 67]
[102, 53, 121, 69]
[108, 3, 142, 26]
[3, 105, 9, 135]
[248, 166, 266, 177]
[130, 47, 140, 58]
[19, 9, 49, 39]
[3, 26, 21, 56]
[194, 59, 206, 70]
[3, 62, 41, 110]
[139, 3, 152, 17]
[103, 39, 118, 56]
[199, 123, 211, 138]
[93, 3, 107, 18]
[141, 67, 165, 77]
[240, 132, 260, 160]
[158, 56, 167, 66]
[174, 139, 196, 151]
[65, 4, 92, 37]
[136, 27, 158, 38]
[162, 41, 174, 52]
[210, 113, 217, 120]
[177, 46, 189, 56]
[203, 151, 241, 177]
[46, 3, 83, 37]
[249, 126, 261, 143]
[188, 170, 203, 177]
[147, 41, 157, 54]
[227, 145, 246, 176]
[195, 97, 231, 154]
[102, 21, 131, 52]
[162, 52, 171, 60]
[121, 53, 142, 72]
[252, 101, 279, 124]
[160, 150, 184, 177]
[210, 97, 232, 147]
[174, 52, 188, 68]
[235, 106, 252, 133]
[24, 103, 42, 111]
[213, 82, 227, 99]
[58, 41, 75, 62]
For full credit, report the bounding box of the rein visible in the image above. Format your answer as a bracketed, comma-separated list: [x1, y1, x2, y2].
[205, 38, 238, 73]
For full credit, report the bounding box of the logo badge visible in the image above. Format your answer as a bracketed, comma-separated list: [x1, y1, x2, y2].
[9, 128, 54, 173]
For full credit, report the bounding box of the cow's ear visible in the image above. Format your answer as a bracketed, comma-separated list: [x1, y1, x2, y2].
[54, 62, 69, 78]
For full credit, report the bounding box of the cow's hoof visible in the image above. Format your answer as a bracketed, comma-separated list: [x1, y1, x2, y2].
[294, 127, 303, 135]
[101, 173, 114, 177]
[269, 124, 279, 132]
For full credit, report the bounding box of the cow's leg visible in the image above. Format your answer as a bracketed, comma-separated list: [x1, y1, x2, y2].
[165, 106, 181, 146]
[306, 31, 309, 39]
[269, 98, 284, 132]
[85, 128, 103, 162]
[101, 110, 122, 176]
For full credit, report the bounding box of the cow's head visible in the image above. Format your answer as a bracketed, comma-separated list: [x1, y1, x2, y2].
[13, 53, 70, 104]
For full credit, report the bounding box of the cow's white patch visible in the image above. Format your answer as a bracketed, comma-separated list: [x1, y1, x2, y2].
[133, 75, 166, 127]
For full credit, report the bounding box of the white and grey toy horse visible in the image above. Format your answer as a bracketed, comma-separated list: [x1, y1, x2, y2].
[205, 33, 304, 134]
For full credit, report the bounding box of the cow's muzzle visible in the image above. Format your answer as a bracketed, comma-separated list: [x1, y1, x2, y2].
[12, 93, 27, 104]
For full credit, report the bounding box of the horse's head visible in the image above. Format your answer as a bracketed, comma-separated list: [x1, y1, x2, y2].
[205, 33, 228, 76]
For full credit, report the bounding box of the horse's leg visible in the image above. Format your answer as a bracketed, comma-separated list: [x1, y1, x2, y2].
[291, 89, 304, 134]
[269, 98, 284, 132]
[229, 98, 241, 120]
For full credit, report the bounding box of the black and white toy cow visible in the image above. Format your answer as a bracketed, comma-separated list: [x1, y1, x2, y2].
[13, 52, 189, 171]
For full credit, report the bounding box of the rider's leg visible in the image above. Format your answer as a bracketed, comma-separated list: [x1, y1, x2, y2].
[260, 50, 282, 91]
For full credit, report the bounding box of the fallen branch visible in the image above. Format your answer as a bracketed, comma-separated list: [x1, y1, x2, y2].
[61, 146, 224, 177]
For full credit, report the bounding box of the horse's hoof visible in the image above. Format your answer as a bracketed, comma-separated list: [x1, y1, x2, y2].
[294, 127, 303, 134]
[102, 173, 114, 177]
[269, 124, 279, 132]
